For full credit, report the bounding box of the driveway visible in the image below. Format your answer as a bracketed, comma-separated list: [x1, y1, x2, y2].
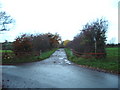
[1, 49, 119, 88]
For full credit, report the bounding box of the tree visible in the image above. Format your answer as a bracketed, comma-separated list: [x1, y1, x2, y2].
[2, 40, 13, 50]
[31, 34, 51, 52]
[0, 11, 15, 32]
[67, 18, 108, 58]
[45, 33, 61, 48]
[92, 19, 108, 57]
[13, 34, 32, 54]
[63, 40, 71, 46]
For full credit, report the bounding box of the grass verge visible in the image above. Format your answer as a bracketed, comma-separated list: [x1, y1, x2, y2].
[64, 47, 119, 74]
[2, 48, 58, 65]
[0, 50, 13, 53]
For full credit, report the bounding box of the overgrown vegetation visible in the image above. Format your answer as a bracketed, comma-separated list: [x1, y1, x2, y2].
[2, 32, 61, 64]
[66, 18, 108, 58]
[65, 47, 119, 73]
[12, 33, 61, 55]
[2, 48, 57, 64]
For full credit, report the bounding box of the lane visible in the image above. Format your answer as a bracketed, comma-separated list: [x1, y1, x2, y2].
[1, 49, 119, 88]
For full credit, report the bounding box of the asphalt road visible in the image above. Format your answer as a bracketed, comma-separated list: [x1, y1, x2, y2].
[1, 49, 119, 88]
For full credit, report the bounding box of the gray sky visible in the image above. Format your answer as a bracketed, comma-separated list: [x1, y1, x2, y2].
[0, 0, 119, 43]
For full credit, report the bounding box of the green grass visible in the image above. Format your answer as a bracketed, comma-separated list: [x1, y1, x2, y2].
[2, 48, 58, 64]
[0, 50, 13, 53]
[38, 48, 58, 60]
[106, 47, 119, 61]
[65, 47, 119, 73]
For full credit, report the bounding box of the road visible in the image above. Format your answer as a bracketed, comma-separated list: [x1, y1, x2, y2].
[1, 49, 119, 88]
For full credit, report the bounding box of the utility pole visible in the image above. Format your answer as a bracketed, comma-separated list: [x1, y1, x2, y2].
[94, 30, 97, 55]
[94, 37, 97, 55]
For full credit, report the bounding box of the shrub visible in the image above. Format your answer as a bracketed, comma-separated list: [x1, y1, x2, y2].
[13, 34, 33, 55]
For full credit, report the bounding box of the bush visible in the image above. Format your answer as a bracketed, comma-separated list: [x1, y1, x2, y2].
[2, 52, 14, 60]
[12, 33, 61, 57]
[13, 34, 33, 55]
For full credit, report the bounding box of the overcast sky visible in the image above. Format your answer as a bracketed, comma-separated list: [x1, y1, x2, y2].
[0, 0, 119, 43]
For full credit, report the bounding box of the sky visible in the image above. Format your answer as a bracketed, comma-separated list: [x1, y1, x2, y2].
[0, 0, 119, 43]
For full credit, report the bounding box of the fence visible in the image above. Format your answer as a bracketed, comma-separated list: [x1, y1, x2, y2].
[71, 49, 106, 58]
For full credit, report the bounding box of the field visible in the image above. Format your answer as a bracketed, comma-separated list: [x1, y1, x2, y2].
[65, 47, 119, 74]
[106, 47, 119, 61]
[2, 48, 58, 64]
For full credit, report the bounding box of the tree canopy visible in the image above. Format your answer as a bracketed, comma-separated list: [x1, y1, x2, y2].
[66, 18, 108, 58]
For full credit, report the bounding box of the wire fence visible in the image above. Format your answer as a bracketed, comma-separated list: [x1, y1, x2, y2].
[71, 49, 106, 58]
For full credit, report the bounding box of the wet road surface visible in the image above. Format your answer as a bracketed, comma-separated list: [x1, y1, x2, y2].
[1, 49, 119, 88]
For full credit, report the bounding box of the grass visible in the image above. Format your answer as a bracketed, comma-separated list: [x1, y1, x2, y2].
[106, 47, 119, 60]
[64, 47, 119, 73]
[2, 48, 58, 64]
[0, 50, 13, 53]
[38, 48, 58, 60]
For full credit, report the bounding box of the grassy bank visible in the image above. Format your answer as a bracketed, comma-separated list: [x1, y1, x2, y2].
[2, 48, 58, 65]
[0, 50, 13, 53]
[65, 47, 119, 73]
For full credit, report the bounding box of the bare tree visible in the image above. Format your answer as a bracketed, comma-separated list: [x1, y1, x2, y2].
[0, 2, 15, 32]
[0, 11, 14, 31]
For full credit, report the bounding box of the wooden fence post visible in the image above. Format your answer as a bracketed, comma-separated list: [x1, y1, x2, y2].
[40, 50, 41, 56]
